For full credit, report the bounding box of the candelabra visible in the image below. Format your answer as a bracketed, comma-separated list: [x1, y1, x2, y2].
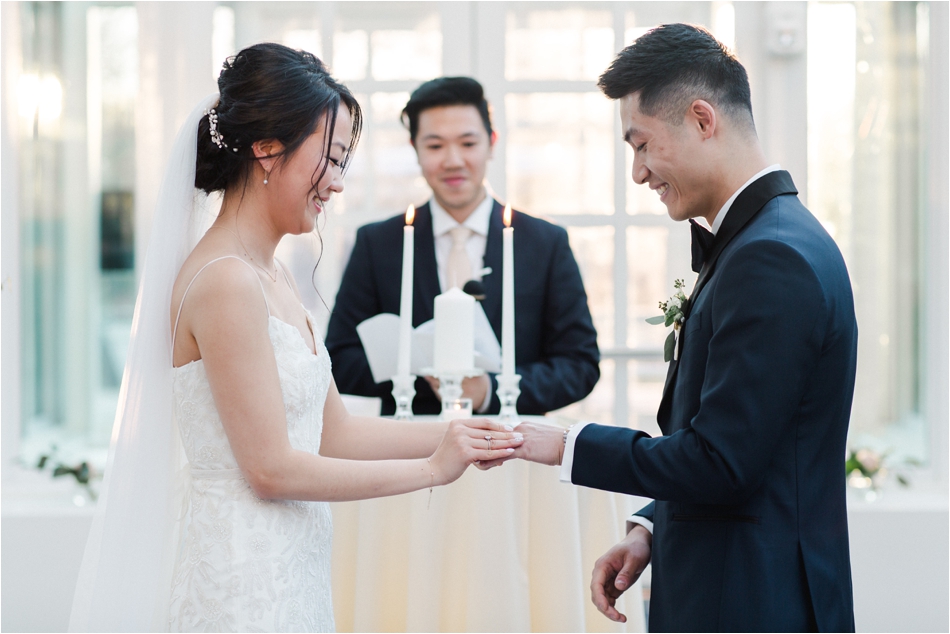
[391, 374, 416, 420]
[426, 368, 484, 421]
[496, 373, 522, 422]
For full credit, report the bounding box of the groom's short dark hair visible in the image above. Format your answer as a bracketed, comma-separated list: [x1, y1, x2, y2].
[598, 23, 755, 132]
[402, 77, 493, 142]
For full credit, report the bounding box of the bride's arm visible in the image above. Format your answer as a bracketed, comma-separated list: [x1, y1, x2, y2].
[318, 381, 448, 460]
[276, 260, 458, 462]
[187, 261, 520, 502]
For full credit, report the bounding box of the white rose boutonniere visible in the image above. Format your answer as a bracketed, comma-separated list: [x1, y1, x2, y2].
[646, 279, 689, 362]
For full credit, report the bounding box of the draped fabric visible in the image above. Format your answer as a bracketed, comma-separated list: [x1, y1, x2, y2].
[69, 95, 219, 632]
[331, 422, 647, 633]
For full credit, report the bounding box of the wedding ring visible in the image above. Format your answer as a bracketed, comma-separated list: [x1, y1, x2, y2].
[485, 434, 493, 453]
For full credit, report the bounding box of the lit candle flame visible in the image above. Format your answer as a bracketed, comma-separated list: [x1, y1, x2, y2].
[406, 204, 415, 225]
[503, 204, 512, 228]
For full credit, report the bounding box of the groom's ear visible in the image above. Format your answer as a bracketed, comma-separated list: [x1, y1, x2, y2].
[687, 100, 717, 140]
[252, 139, 285, 173]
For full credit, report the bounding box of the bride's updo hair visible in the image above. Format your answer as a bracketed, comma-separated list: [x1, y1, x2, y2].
[195, 43, 362, 194]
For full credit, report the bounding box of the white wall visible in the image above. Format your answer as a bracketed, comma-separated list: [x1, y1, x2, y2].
[1, 508, 94, 632]
[849, 492, 949, 632]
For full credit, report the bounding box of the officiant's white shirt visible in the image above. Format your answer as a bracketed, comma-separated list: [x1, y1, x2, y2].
[430, 189, 494, 292]
[559, 164, 781, 535]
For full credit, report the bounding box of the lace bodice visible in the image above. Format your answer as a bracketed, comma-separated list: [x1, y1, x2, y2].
[172, 315, 331, 470]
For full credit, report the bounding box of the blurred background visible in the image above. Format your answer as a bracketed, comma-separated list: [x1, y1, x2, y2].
[1, 2, 947, 632]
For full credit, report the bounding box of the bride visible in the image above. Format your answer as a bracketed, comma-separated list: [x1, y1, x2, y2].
[69, 43, 522, 633]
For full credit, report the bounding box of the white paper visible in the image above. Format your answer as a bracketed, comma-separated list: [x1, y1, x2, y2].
[356, 313, 400, 383]
[356, 304, 501, 383]
[472, 304, 501, 373]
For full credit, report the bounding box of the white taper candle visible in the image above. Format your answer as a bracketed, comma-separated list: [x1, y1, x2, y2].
[396, 205, 415, 377]
[502, 204, 515, 376]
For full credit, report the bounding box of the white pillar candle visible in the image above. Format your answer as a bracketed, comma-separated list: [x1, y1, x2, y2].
[433, 287, 475, 374]
[501, 204, 515, 376]
[396, 205, 415, 377]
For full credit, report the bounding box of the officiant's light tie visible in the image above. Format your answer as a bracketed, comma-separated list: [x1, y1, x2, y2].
[447, 225, 473, 288]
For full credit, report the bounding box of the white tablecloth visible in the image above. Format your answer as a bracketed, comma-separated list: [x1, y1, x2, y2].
[330, 416, 646, 632]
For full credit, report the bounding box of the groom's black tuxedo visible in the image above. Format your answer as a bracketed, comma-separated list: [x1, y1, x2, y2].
[572, 172, 857, 632]
[326, 200, 600, 415]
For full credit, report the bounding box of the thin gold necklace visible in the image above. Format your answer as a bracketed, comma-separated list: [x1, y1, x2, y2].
[206, 225, 278, 283]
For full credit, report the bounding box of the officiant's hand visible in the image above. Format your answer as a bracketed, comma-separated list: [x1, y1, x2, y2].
[591, 525, 652, 623]
[424, 375, 491, 411]
[430, 419, 523, 484]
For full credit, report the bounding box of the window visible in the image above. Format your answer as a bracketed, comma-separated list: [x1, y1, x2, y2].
[14, 3, 138, 467]
[807, 1, 930, 463]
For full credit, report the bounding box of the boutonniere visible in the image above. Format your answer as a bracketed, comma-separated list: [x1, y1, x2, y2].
[646, 279, 688, 362]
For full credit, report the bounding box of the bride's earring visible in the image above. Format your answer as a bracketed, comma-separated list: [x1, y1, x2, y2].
[263, 173, 269, 185]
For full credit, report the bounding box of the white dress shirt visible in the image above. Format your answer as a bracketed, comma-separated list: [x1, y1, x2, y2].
[430, 193, 494, 292]
[559, 165, 782, 536]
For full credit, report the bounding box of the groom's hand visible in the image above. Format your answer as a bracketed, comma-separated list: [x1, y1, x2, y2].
[591, 525, 652, 623]
[473, 421, 563, 468]
[513, 421, 564, 466]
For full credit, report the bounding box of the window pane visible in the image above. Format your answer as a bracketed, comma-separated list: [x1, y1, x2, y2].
[372, 127, 426, 213]
[625, 5, 714, 44]
[505, 7, 614, 81]
[567, 227, 614, 348]
[340, 92, 428, 226]
[283, 29, 322, 58]
[552, 359, 615, 426]
[807, 1, 926, 463]
[18, 4, 138, 454]
[627, 227, 669, 349]
[94, 6, 139, 445]
[337, 92, 370, 215]
[506, 93, 613, 215]
[370, 16, 441, 81]
[370, 91, 409, 125]
[333, 30, 368, 81]
[212, 6, 235, 79]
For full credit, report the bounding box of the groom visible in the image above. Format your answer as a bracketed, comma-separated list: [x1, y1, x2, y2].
[510, 24, 857, 632]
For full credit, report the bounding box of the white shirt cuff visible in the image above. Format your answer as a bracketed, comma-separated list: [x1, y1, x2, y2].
[558, 421, 592, 483]
[626, 514, 654, 535]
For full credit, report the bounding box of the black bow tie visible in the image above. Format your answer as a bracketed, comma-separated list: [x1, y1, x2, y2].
[690, 219, 715, 273]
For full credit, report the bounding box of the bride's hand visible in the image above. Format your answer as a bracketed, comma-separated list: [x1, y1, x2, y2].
[430, 419, 524, 484]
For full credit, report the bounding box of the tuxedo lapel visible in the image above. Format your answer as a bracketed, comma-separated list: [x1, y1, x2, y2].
[480, 200, 505, 337]
[413, 203, 441, 324]
[657, 170, 798, 427]
[686, 171, 798, 317]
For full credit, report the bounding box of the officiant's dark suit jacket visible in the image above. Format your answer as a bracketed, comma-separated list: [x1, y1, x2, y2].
[572, 172, 857, 632]
[325, 200, 600, 415]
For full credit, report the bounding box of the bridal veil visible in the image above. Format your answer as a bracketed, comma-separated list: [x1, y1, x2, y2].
[69, 95, 218, 632]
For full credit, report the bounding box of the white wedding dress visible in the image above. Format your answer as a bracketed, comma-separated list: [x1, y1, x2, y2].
[166, 256, 335, 632]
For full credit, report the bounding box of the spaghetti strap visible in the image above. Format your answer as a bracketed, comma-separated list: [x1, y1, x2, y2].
[276, 258, 295, 289]
[171, 256, 269, 365]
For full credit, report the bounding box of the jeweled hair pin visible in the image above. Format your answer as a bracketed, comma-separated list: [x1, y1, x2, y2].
[205, 108, 239, 152]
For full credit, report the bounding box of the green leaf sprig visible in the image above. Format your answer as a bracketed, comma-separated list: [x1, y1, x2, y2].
[646, 279, 688, 362]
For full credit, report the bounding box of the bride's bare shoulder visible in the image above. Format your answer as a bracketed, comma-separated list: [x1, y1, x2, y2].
[170, 245, 265, 325]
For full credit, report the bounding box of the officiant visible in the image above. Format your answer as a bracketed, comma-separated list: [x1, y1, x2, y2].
[326, 76, 600, 415]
